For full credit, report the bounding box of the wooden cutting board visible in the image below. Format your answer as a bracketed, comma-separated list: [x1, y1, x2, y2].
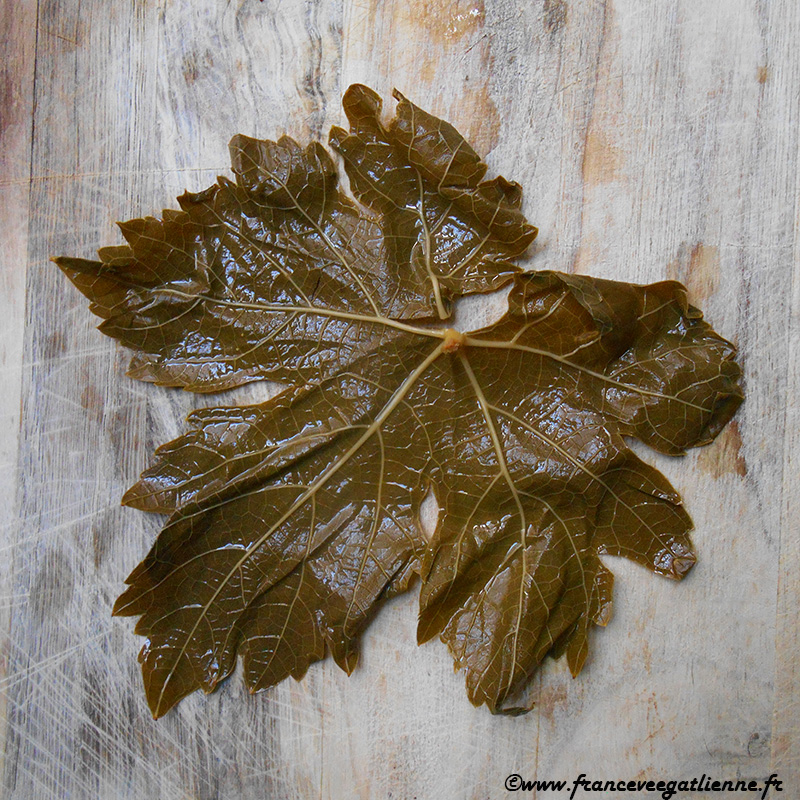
[2, 0, 798, 797]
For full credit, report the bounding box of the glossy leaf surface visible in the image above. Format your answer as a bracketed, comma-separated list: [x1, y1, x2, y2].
[54, 86, 742, 718]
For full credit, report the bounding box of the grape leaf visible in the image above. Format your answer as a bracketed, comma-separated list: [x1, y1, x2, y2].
[54, 85, 742, 718]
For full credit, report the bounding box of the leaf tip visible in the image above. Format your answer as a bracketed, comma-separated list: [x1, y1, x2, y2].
[110, 596, 126, 617]
[670, 552, 697, 581]
[148, 694, 173, 721]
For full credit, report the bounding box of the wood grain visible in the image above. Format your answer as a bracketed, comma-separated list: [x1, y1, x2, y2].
[1, 0, 797, 797]
[0, 0, 38, 790]
[773, 51, 800, 777]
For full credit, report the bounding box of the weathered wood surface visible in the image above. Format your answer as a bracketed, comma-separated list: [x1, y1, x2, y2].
[1, 0, 798, 797]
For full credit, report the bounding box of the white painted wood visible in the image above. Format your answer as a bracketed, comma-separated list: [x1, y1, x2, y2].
[773, 48, 800, 780]
[0, 0, 38, 790]
[1, 0, 797, 797]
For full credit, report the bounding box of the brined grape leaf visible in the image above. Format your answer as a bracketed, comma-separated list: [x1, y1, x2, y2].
[54, 85, 742, 718]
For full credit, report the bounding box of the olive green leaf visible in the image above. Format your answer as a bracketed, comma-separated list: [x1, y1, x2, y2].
[54, 85, 742, 718]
